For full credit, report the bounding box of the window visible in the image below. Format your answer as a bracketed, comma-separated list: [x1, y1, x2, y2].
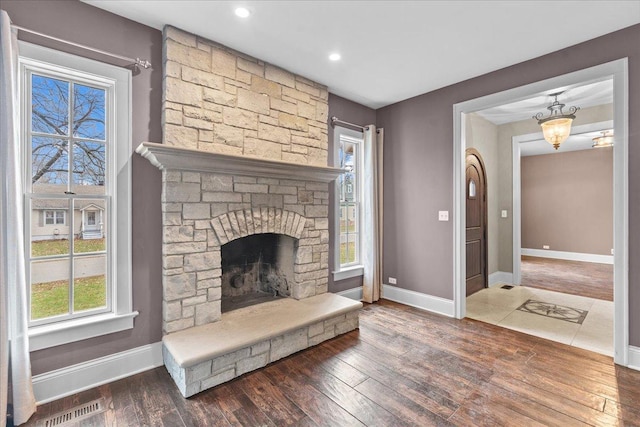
[468, 178, 476, 199]
[45, 210, 65, 225]
[333, 127, 364, 281]
[87, 211, 96, 226]
[20, 42, 136, 350]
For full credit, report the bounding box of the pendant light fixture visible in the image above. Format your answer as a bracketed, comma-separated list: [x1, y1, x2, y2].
[533, 93, 580, 150]
[592, 130, 614, 148]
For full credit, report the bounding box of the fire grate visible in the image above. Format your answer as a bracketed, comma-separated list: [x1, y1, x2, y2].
[39, 398, 105, 427]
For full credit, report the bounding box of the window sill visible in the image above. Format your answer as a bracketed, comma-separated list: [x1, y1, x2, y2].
[29, 311, 139, 351]
[333, 265, 364, 282]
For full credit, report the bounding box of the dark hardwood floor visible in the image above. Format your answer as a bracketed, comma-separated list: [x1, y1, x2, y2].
[521, 255, 613, 301]
[25, 300, 640, 426]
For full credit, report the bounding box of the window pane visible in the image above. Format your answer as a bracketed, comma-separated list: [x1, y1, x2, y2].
[468, 179, 476, 198]
[55, 211, 65, 224]
[31, 258, 70, 320]
[73, 255, 107, 312]
[73, 84, 106, 140]
[348, 232, 359, 264]
[73, 141, 106, 193]
[340, 233, 349, 264]
[339, 205, 348, 233]
[340, 232, 358, 265]
[31, 199, 70, 257]
[346, 203, 357, 232]
[344, 173, 354, 202]
[74, 199, 106, 254]
[340, 141, 355, 169]
[31, 74, 69, 136]
[32, 137, 69, 188]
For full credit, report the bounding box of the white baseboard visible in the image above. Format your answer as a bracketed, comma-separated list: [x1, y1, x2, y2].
[32, 342, 164, 405]
[336, 287, 363, 301]
[489, 271, 513, 286]
[521, 248, 613, 264]
[628, 346, 640, 371]
[382, 284, 454, 317]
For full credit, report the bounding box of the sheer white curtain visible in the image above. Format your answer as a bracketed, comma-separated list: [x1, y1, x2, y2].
[1, 10, 37, 426]
[361, 126, 384, 303]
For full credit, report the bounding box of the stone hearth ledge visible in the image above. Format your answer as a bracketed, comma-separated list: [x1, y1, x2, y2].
[163, 293, 363, 397]
[135, 142, 344, 182]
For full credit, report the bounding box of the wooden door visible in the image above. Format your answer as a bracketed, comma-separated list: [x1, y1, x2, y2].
[466, 149, 487, 297]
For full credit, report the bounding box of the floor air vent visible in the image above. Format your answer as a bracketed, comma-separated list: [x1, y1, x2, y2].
[40, 398, 105, 427]
[501, 285, 514, 290]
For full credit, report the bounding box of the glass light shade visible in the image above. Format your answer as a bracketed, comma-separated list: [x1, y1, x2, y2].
[592, 132, 614, 148]
[541, 117, 573, 150]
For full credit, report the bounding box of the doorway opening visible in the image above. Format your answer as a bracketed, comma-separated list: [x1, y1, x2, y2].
[453, 59, 629, 365]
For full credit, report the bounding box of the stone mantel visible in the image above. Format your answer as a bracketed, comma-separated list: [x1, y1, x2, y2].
[136, 142, 344, 183]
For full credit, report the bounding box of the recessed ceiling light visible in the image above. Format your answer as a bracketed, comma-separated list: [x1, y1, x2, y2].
[235, 7, 251, 18]
[329, 53, 341, 61]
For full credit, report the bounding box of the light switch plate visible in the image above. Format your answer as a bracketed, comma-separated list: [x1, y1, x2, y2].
[501, 210, 508, 218]
[438, 211, 449, 221]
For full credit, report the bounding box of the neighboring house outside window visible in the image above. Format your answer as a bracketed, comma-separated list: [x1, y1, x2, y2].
[333, 127, 364, 281]
[19, 42, 135, 351]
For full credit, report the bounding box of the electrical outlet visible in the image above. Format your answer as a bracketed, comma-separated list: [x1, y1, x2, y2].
[388, 277, 397, 285]
[438, 211, 449, 221]
[611, 249, 614, 255]
[501, 210, 508, 218]
[543, 245, 550, 250]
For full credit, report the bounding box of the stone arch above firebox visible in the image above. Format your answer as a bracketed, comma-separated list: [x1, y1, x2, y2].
[209, 208, 307, 246]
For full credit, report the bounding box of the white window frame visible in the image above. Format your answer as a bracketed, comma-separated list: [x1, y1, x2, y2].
[45, 210, 65, 225]
[19, 42, 137, 351]
[333, 127, 364, 281]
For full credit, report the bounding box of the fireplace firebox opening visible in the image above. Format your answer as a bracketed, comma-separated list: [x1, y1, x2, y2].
[221, 233, 295, 313]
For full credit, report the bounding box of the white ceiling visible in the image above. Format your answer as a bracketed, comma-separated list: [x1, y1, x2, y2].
[84, 1, 640, 109]
[475, 80, 614, 126]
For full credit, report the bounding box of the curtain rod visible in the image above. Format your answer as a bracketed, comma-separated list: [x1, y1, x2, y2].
[11, 24, 152, 70]
[331, 116, 365, 132]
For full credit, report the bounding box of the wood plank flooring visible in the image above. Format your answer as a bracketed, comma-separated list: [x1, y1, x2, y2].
[521, 256, 613, 301]
[24, 300, 640, 426]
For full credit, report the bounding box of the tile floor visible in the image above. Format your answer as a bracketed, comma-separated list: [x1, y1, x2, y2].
[466, 283, 613, 356]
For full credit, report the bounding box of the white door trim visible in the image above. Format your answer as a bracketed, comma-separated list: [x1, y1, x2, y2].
[453, 58, 629, 366]
[511, 120, 614, 285]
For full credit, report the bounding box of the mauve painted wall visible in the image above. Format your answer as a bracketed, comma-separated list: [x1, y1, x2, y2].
[521, 149, 613, 255]
[376, 24, 640, 346]
[327, 94, 376, 293]
[2, 0, 164, 375]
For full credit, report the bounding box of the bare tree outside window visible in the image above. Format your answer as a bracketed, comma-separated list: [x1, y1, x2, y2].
[31, 75, 106, 188]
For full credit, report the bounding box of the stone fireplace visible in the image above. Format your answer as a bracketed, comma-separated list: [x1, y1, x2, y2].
[138, 142, 362, 397]
[145, 148, 342, 334]
[133, 25, 362, 397]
